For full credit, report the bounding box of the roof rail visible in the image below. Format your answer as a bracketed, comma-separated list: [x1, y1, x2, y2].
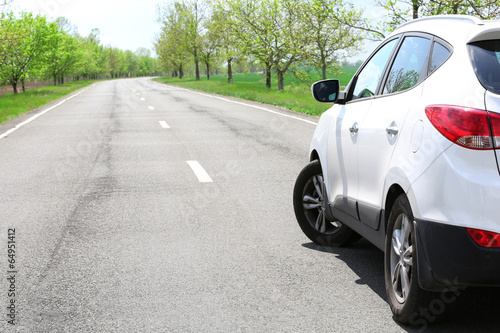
[397, 15, 483, 30]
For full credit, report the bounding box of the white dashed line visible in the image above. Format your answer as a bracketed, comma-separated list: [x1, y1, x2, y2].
[186, 161, 213, 183]
[141, 98, 145, 101]
[159, 121, 170, 129]
[148, 106, 155, 110]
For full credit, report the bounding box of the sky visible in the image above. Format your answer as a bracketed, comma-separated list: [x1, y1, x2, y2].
[13, 0, 162, 54]
[12, 0, 385, 61]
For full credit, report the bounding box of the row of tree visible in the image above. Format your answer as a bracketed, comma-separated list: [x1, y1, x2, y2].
[375, 0, 500, 36]
[155, 0, 500, 91]
[0, 10, 159, 94]
[155, 0, 365, 90]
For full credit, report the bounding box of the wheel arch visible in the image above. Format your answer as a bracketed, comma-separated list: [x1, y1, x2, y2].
[384, 184, 406, 234]
[309, 149, 320, 163]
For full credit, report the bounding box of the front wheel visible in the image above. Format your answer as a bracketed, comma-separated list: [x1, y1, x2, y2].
[293, 160, 360, 246]
[385, 194, 435, 324]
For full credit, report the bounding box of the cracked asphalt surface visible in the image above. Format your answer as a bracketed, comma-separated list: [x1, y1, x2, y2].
[0, 77, 498, 332]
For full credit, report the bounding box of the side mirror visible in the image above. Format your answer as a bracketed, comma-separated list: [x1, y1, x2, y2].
[312, 79, 342, 103]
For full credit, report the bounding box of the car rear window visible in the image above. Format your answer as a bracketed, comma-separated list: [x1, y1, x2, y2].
[468, 40, 500, 95]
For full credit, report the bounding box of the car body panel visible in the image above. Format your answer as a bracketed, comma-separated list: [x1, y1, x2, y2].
[484, 90, 500, 174]
[304, 15, 500, 290]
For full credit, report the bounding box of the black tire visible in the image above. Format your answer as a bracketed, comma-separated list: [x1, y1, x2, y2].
[293, 160, 360, 246]
[385, 194, 435, 324]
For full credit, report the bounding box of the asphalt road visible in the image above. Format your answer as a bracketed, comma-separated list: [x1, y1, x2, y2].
[0, 78, 498, 332]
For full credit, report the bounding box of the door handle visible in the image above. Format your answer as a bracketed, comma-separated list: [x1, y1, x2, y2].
[349, 122, 359, 133]
[386, 124, 399, 135]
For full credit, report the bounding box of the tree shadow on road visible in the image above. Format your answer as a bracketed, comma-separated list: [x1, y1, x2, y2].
[302, 239, 500, 333]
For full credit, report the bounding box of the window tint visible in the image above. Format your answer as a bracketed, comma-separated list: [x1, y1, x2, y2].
[383, 36, 431, 94]
[468, 40, 500, 95]
[352, 38, 398, 100]
[430, 42, 451, 74]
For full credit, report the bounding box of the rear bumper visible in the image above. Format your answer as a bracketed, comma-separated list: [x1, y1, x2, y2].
[415, 219, 500, 291]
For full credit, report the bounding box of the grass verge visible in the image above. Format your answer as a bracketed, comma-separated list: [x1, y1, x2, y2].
[154, 67, 357, 116]
[0, 80, 99, 124]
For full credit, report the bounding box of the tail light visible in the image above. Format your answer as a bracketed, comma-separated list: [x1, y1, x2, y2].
[466, 228, 500, 248]
[425, 105, 500, 150]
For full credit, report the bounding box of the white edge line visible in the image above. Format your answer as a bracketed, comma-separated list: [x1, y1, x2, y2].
[186, 160, 213, 183]
[0, 85, 94, 140]
[156, 83, 318, 126]
[159, 121, 170, 129]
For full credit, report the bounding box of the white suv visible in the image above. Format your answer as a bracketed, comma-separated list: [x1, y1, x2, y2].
[293, 15, 500, 325]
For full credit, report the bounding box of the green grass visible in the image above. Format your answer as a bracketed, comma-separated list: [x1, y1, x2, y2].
[0, 80, 99, 124]
[0, 66, 359, 124]
[154, 66, 358, 116]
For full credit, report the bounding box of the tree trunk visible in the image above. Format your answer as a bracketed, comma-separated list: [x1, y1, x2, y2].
[227, 59, 233, 84]
[322, 63, 327, 80]
[277, 71, 284, 91]
[413, 0, 419, 19]
[21, 78, 25, 93]
[194, 47, 200, 80]
[266, 64, 272, 89]
[179, 64, 183, 79]
[206, 61, 210, 80]
[12, 81, 17, 94]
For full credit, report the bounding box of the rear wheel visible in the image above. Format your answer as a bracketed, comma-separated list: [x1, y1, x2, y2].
[293, 160, 360, 246]
[385, 194, 434, 324]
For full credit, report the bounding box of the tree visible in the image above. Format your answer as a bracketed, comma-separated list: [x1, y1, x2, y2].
[44, 18, 83, 85]
[377, 0, 500, 33]
[302, 0, 364, 79]
[107, 47, 124, 78]
[0, 12, 55, 93]
[229, 0, 273, 88]
[199, 11, 222, 80]
[136, 48, 159, 76]
[155, 1, 191, 78]
[210, 2, 240, 83]
[124, 50, 139, 77]
[230, 0, 310, 90]
[181, 0, 206, 81]
[77, 29, 108, 79]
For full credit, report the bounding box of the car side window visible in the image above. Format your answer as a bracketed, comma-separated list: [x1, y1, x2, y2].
[429, 41, 451, 74]
[351, 38, 398, 101]
[383, 36, 432, 94]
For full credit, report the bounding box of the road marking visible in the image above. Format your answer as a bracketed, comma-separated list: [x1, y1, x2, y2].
[0, 85, 94, 141]
[186, 161, 213, 183]
[141, 98, 145, 101]
[212, 97, 317, 125]
[155, 82, 317, 125]
[159, 121, 170, 128]
[148, 106, 155, 110]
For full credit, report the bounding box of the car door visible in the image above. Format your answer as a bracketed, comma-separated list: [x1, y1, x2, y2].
[355, 35, 433, 229]
[327, 38, 399, 219]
